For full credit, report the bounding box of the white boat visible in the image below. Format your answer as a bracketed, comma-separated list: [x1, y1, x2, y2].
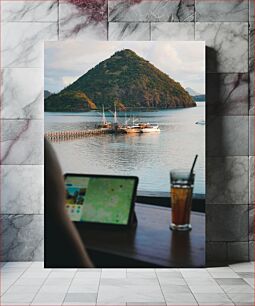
[141, 123, 160, 133]
[124, 124, 142, 133]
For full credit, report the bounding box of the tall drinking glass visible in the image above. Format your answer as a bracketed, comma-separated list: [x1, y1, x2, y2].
[170, 170, 195, 231]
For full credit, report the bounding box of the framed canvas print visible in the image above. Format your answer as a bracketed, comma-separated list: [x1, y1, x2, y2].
[44, 41, 205, 268]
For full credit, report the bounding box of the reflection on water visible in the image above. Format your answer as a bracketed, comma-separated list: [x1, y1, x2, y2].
[45, 103, 205, 194]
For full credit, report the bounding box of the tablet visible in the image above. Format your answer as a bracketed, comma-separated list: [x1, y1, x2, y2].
[64, 174, 138, 227]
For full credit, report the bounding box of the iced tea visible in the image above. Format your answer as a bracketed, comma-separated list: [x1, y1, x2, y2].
[170, 170, 194, 231]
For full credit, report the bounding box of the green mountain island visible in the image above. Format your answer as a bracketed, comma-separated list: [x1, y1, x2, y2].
[45, 49, 196, 112]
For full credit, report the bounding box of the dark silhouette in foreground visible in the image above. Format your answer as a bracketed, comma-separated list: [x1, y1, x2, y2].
[44, 138, 93, 268]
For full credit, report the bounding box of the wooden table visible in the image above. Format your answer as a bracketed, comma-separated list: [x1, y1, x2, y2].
[76, 203, 205, 268]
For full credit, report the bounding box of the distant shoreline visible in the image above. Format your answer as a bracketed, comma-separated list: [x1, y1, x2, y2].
[44, 103, 205, 113]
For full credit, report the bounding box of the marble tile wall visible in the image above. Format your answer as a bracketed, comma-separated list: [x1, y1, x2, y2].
[0, 0, 254, 264]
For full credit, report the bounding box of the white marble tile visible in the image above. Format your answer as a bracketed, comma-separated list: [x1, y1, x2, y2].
[1, 165, 43, 214]
[75, 271, 101, 279]
[160, 284, 191, 294]
[1, 0, 58, 22]
[220, 284, 253, 293]
[163, 293, 198, 305]
[249, 157, 254, 205]
[1, 119, 43, 165]
[14, 277, 45, 287]
[207, 156, 249, 204]
[249, 115, 254, 155]
[64, 293, 97, 303]
[207, 115, 248, 156]
[195, 22, 248, 73]
[1, 22, 58, 68]
[230, 262, 254, 272]
[193, 293, 234, 305]
[101, 268, 126, 278]
[1, 278, 18, 296]
[1, 68, 43, 119]
[207, 205, 249, 242]
[68, 278, 99, 293]
[2, 261, 32, 269]
[189, 284, 225, 294]
[2, 289, 37, 304]
[100, 277, 159, 287]
[227, 292, 254, 305]
[59, 1, 107, 40]
[109, 22, 150, 40]
[151, 22, 194, 40]
[244, 276, 255, 288]
[126, 269, 157, 279]
[124, 284, 165, 303]
[249, 25, 254, 114]
[249, 70, 254, 114]
[206, 73, 249, 116]
[1, 214, 43, 262]
[196, 0, 248, 22]
[185, 277, 219, 286]
[96, 284, 127, 304]
[31, 291, 66, 305]
[180, 268, 212, 279]
[47, 270, 76, 278]
[250, 0, 254, 21]
[97, 277, 164, 303]
[207, 267, 240, 278]
[108, 0, 195, 22]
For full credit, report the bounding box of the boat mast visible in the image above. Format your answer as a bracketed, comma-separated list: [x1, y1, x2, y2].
[114, 103, 117, 124]
[102, 105, 106, 124]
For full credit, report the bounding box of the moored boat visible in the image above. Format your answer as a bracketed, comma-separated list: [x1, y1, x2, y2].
[140, 123, 160, 133]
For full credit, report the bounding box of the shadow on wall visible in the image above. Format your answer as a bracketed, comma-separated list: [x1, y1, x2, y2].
[206, 46, 224, 266]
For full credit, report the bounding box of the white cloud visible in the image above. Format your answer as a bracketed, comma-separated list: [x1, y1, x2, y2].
[62, 76, 79, 87]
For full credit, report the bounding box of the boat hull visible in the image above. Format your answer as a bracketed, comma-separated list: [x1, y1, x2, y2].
[141, 128, 160, 133]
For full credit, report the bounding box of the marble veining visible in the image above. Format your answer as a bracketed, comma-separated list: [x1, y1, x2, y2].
[1, 22, 58, 68]
[249, 25, 254, 114]
[207, 156, 249, 205]
[206, 73, 249, 116]
[1, 119, 43, 165]
[249, 156, 254, 206]
[196, 0, 248, 22]
[108, 0, 195, 22]
[249, 204, 254, 241]
[1, 0, 58, 22]
[1, 68, 43, 119]
[195, 22, 248, 73]
[1, 165, 43, 214]
[207, 115, 248, 156]
[109, 22, 150, 40]
[59, 0, 107, 40]
[206, 205, 249, 242]
[151, 22, 194, 40]
[249, 116, 254, 155]
[0, 215, 43, 261]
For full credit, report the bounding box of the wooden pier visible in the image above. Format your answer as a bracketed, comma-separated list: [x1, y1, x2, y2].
[45, 129, 110, 142]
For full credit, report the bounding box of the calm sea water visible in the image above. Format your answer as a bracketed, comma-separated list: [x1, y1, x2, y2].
[45, 102, 205, 194]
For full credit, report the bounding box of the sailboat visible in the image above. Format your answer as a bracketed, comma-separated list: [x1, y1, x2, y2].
[96, 105, 112, 130]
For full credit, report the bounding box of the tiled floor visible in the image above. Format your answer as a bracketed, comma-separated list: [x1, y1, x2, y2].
[0, 262, 254, 305]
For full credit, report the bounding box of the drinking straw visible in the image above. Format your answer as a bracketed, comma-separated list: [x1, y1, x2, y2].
[188, 154, 198, 183]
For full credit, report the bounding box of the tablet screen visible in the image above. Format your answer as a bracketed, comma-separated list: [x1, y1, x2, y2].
[64, 174, 138, 225]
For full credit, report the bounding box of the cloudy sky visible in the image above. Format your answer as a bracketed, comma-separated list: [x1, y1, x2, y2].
[45, 41, 205, 94]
